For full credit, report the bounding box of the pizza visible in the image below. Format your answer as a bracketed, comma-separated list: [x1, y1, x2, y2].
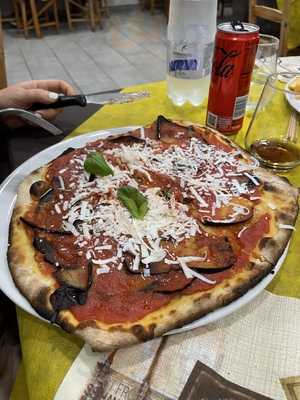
[8, 116, 299, 351]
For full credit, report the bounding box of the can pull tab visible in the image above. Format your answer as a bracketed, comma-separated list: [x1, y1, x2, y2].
[231, 20, 248, 32]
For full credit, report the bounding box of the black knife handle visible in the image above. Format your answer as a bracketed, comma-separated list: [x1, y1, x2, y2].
[30, 95, 87, 111]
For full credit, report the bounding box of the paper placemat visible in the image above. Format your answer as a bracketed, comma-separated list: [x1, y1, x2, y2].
[55, 290, 300, 400]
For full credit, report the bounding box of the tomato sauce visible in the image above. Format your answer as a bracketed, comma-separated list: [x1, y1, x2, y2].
[206, 134, 233, 153]
[239, 214, 270, 255]
[26, 131, 271, 324]
[71, 270, 173, 324]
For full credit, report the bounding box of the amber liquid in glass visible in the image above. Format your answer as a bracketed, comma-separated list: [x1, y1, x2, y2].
[250, 139, 300, 165]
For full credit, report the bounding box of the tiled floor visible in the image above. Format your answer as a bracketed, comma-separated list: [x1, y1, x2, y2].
[3, 7, 167, 93]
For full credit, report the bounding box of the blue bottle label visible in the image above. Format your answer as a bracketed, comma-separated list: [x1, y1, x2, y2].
[169, 59, 199, 72]
[167, 40, 214, 80]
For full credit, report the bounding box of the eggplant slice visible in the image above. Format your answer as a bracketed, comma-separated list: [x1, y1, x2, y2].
[33, 236, 58, 265]
[124, 252, 180, 275]
[50, 286, 87, 319]
[123, 252, 141, 274]
[143, 271, 194, 293]
[50, 262, 93, 320]
[21, 217, 70, 235]
[149, 261, 180, 274]
[55, 265, 91, 290]
[201, 197, 254, 226]
[156, 116, 190, 143]
[208, 237, 236, 269]
[164, 235, 236, 270]
[30, 181, 53, 201]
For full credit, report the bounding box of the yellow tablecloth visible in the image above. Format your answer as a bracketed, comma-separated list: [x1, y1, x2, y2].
[277, 0, 300, 50]
[10, 80, 300, 400]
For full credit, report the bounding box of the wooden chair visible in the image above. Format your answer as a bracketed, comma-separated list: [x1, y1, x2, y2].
[99, 0, 109, 18]
[248, 0, 291, 56]
[13, 0, 60, 39]
[0, 10, 7, 90]
[0, 2, 19, 26]
[64, 0, 107, 31]
[141, 0, 163, 14]
[164, 0, 169, 18]
[218, 0, 232, 18]
[150, 0, 156, 14]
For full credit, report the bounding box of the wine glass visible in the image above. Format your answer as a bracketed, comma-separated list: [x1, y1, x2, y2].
[245, 73, 300, 170]
[247, 34, 279, 111]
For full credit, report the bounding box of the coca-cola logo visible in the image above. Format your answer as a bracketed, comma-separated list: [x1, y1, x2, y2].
[214, 47, 241, 78]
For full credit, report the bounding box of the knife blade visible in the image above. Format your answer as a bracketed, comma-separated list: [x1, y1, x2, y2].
[29, 91, 150, 111]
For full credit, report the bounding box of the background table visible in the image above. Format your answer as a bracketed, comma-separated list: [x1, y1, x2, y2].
[8, 80, 300, 400]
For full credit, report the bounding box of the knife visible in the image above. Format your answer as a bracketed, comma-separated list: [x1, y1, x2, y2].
[29, 90, 150, 111]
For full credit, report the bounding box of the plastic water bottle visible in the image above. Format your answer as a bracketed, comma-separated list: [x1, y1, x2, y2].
[167, 0, 217, 106]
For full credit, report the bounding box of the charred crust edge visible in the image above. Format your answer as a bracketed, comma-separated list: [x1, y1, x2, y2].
[131, 323, 156, 341]
[263, 182, 281, 193]
[258, 237, 276, 251]
[31, 287, 55, 321]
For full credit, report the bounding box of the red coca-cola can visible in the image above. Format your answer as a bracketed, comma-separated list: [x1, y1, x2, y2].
[206, 21, 259, 134]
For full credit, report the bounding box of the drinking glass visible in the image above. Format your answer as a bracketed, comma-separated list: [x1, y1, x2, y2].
[247, 34, 279, 110]
[245, 73, 300, 170]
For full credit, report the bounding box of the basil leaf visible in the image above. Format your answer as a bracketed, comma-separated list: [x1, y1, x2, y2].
[84, 152, 113, 177]
[117, 186, 149, 220]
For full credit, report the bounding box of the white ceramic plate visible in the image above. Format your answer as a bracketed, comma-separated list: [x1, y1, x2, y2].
[285, 76, 300, 113]
[0, 127, 288, 333]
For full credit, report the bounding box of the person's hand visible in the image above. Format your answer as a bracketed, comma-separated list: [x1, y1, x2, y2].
[0, 80, 76, 127]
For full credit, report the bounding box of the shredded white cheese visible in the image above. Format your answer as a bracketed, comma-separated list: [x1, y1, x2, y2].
[244, 172, 260, 186]
[140, 127, 145, 139]
[58, 176, 65, 190]
[94, 245, 113, 251]
[92, 257, 117, 265]
[237, 226, 248, 238]
[189, 186, 208, 208]
[278, 224, 296, 231]
[178, 258, 216, 284]
[178, 255, 207, 263]
[96, 265, 110, 274]
[250, 196, 261, 201]
[268, 203, 277, 210]
[54, 204, 61, 214]
[53, 134, 257, 282]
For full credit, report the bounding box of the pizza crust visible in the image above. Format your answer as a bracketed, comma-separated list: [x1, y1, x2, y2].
[255, 169, 299, 264]
[7, 119, 299, 351]
[69, 259, 273, 351]
[8, 166, 56, 320]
